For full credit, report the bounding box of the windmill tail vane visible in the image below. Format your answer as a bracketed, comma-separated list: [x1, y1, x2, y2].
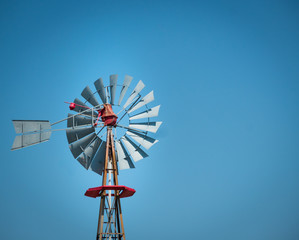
[11, 74, 162, 239]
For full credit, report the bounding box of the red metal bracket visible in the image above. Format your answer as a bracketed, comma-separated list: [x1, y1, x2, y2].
[85, 185, 136, 198]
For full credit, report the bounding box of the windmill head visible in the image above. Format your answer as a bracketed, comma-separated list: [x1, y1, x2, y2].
[11, 74, 162, 175]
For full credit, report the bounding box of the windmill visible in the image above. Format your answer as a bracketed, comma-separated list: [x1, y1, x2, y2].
[11, 74, 162, 240]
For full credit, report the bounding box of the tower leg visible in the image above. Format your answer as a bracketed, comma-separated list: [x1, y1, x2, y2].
[117, 198, 126, 240]
[97, 196, 105, 240]
[96, 128, 126, 240]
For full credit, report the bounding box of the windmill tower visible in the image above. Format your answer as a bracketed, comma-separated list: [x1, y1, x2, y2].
[11, 74, 162, 239]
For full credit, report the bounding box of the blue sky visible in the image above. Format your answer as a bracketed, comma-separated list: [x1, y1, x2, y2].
[1, 1, 299, 239]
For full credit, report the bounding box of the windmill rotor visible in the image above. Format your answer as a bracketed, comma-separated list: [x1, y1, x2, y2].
[12, 74, 162, 173]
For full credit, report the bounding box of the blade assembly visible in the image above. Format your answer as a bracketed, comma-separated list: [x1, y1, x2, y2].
[77, 137, 103, 170]
[67, 114, 93, 128]
[89, 141, 107, 175]
[129, 121, 162, 133]
[81, 86, 100, 107]
[115, 140, 135, 170]
[66, 126, 95, 144]
[126, 130, 158, 150]
[129, 105, 160, 120]
[118, 75, 133, 106]
[127, 91, 154, 113]
[109, 74, 118, 105]
[123, 80, 145, 109]
[69, 133, 98, 159]
[94, 78, 107, 104]
[73, 98, 96, 116]
[121, 136, 148, 162]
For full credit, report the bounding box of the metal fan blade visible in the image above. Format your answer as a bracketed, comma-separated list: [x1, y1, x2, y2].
[77, 137, 102, 169]
[69, 133, 97, 159]
[121, 136, 148, 162]
[81, 86, 100, 107]
[13, 120, 51, 134]
[66, 126, 95, 144]
[123, 80, 145, 109]
[129, 105, 160, 120]
[89, 141, 106, 175]
[127, 91, 154, 114]
[67, 114, 93, 128]
[109, 74, 118, 105]
[126, 130, 158, 150]
[118, 75, 133, 106]
[115, 140, 135, 170]
[94, 78, 107, 104]
[129, 121, 162, 133]
[11, 131, 51, 151]
[73, 98, 96, 116]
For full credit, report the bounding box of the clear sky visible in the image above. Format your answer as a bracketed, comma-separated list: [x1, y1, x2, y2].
[1, 0, 299, 239]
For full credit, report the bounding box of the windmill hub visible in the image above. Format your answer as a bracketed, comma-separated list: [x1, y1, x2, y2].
[98, 103, 118, 126]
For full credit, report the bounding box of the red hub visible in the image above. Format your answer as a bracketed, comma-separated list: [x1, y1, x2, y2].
[97, 104, 118, 126]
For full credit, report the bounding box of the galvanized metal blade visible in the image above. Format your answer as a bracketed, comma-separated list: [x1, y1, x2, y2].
[94, 78, 107, 104]
[69, 133, 97, 159]
[67, 114, 93, 128]
[127, 91, 154, 114]
[77, 137, 102, 170]
[66, 126, 95, 144]
[109, 74, 118, 105]
[81, 86, 100, 107]
[129, 105, 160, 120]
[11, 131, 51, 151]
[13, 120, 51, 134]
[115, 140, 135, 170]
[129, 121, 162, 133]
[126, 130, 158, 150]
[89, 141, 106, 175]
[73, 98, 96, 116]
[121, 136, 148, 162]
[118, 75, 133, 106]
[122, 80, 145, 109]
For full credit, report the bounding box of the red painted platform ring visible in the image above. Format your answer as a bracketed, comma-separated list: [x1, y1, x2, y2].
[85, 185, 136, 198]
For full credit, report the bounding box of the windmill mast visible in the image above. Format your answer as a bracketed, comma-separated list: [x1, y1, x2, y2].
[94, 127, 125, 239]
